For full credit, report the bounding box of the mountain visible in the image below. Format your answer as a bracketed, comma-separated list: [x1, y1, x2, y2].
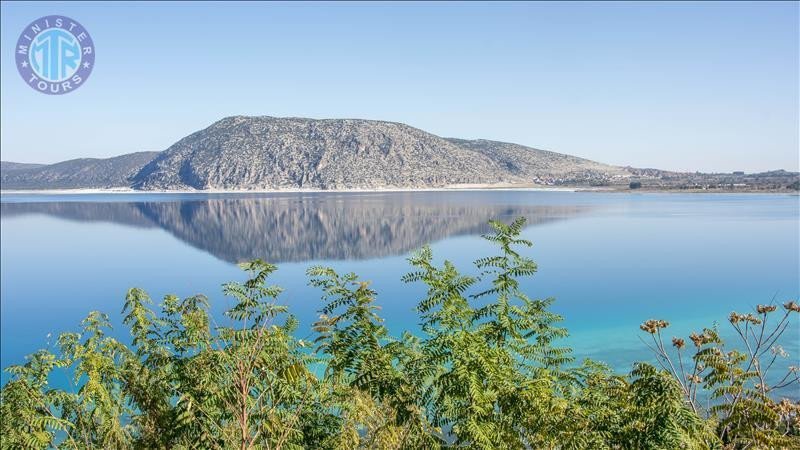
[1, 152, 159, 190]
[2, 116, 796, 191]
[1, 116, 626, 191]
[132, 116, 626, 190]
[132, 116, 510, 190]
[0, 162, 46, 172]
[444, 138, 628, 185]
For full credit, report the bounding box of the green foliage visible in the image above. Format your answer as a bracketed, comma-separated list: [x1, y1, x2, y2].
[402, 218, 575, 449]
[1, 218, 797, 450]
[640, 302, 800, 449]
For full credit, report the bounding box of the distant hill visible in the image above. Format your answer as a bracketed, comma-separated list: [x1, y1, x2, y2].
[0, 162, 46, 172]
[1, 152, 159, 190]
[131, 116, 627, 190]
[444, 138, 628, 185]
[1, 116, 625, 191]
[1, 116, 797, 191]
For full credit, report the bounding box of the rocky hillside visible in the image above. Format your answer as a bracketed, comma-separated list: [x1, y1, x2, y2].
[131, 116, 627, 190]
[4, 116, 797, 192]
[135, 117, 529, 190]
[1, 152, 159, 190]
[0, 162, 45, 172]
[0, 116, 631, 191]
[446, 138, 629, 185]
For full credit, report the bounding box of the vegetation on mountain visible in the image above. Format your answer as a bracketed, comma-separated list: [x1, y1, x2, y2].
[2, 116, 798, 192]
[0, 152, 158, 190]
[129, 117, 626, 190]
[1, 218, 798, 449]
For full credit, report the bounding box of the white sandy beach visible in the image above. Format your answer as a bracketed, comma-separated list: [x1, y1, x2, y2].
[0, 184, 583, 195]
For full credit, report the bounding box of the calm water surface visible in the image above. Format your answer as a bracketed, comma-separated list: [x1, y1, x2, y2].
[2, 191, 798, 385]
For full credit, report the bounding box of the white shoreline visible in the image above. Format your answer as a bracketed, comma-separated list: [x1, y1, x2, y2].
[0, 185, 584, 195]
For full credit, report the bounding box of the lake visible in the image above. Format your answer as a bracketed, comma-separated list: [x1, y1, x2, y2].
[1, 191, 798, 385]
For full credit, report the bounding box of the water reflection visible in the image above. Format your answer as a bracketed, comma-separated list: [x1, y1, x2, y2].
[1, 193, 597, 263]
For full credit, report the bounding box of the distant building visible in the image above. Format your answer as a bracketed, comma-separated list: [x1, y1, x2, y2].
[733, 171, 745, 175]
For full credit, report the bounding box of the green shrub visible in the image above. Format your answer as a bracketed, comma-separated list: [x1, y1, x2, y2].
[2, 218, 797, 449]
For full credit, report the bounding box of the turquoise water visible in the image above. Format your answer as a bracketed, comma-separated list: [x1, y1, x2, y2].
[1, 191, 798, 385]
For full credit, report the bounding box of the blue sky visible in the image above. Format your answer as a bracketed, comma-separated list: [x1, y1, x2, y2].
[1, 1, 797, 172]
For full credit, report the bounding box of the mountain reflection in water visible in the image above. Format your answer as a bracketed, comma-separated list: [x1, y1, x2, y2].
[1, 192, 598, 263]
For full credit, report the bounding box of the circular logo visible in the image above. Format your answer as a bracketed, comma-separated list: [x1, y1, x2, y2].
[15, 15, 95, 95]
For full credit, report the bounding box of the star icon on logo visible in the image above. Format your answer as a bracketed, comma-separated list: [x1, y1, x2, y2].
[82, 61, 91, 69]
[20, 60, 28, 68]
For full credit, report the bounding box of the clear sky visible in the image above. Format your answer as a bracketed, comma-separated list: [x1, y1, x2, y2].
[1, 1, 797, 172]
